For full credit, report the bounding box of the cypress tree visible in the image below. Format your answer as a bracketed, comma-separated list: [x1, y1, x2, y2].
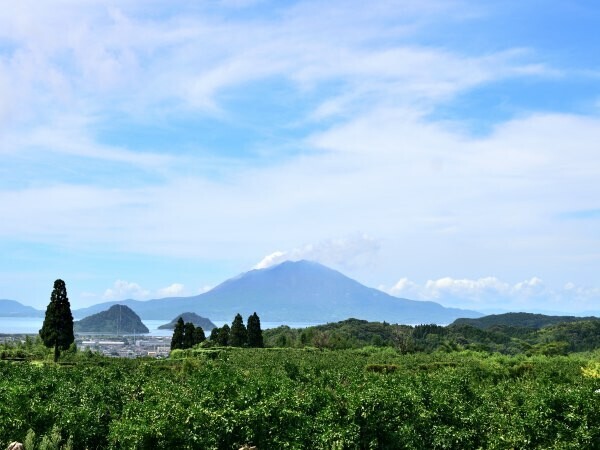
[229, 313, 247, 347]
[170, 317, 185, 350]
[39, 279, 74, 362]
[193, 326, 206, 345]
[183, 322, 196, 349]
[217, 324, 230, 346]
[247, 312, 264, 348]
[209, 326, 220, 342]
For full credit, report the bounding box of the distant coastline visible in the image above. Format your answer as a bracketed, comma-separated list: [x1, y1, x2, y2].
[0, 317, 323, 336]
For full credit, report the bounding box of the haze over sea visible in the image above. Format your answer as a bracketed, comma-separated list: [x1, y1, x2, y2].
[0, 317, 321, 336]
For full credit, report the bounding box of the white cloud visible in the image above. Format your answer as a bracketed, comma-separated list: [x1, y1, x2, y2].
[197, 285, 213, 294]
[423, 276, 511, 301]
[563, 282, 600, 303]
[102, 281, 190, 300]
[156, 283, 185, 298]
[103, 280, 150, 300]
[383, 276, 599, 312]
[512, 277, 546, 297]
[254, 251, 287, 270]
[383, 278, 421, 299]
[254, 234, 380, 270]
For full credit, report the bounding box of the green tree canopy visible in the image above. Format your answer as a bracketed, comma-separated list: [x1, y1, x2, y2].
[217, 324, 230, 346]
[39, 279, 74, 362]
[209, 326, 220, 342]
[193, 326, 206, 345]
[170, 317, 185, 350]
[247, 312, 264, 348]
[229, 313, 247, 347]
[183, 322, 196, 349]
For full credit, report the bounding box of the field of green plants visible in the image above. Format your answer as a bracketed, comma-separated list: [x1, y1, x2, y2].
[1, 347, 599, 449]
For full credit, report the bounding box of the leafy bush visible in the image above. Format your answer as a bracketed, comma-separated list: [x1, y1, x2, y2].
[1, 350, 599, 449]
[365, 364, 399, 373]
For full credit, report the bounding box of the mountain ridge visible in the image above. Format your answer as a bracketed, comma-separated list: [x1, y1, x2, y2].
[452, 312, 600, 330]
[72, 260, 483, 323]
[0, 299, 44, 317]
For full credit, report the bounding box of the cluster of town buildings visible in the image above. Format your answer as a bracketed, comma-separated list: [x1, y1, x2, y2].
[77, 336, 171, 358]
[0, 334, 173, 358]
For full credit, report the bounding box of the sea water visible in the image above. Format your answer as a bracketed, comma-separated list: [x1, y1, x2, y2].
[0, 317, 322, 335]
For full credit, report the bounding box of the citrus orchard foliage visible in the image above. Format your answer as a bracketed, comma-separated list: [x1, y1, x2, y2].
[1, 349, 599, 449]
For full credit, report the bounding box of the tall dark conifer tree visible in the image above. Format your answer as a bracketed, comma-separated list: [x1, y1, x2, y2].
[183, 322, 196, 349]
[193, 326, 206, 345]
[229, 313, 247, 347]
[39, 279, 74, 362]
[209, 327, 220, 342]
[171, 317, 185, 350]
[247, 312, 264, 348]
[217, 324, 230, 346]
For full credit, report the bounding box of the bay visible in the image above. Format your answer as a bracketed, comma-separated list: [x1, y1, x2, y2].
[0, 317, 322, 335]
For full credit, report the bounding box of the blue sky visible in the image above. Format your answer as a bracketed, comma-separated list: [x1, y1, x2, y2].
[1, 0, 599, 313]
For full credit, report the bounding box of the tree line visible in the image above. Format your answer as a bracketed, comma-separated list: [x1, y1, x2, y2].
[170, 318, 206, 350]
[262, 317, 600, 354]
[34, 279, 267, 358]
[27, 279, 600, 361]
[171, 312, 264, 350]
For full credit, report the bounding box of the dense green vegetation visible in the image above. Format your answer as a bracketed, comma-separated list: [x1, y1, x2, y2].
[170, 317, 206, 350]
[264, 317, 600, 354]
[453, 312, 600, 329]
[2, 314, 600, 448]
[1, 348, 599, 449]
[208, 312, 264, 348]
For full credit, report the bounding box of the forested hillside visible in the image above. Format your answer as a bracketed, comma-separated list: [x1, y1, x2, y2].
[263, 316, 600, 354]
[452, 312, 600, 329]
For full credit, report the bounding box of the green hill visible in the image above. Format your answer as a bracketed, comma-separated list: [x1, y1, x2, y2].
[263, 315, 600, 354]
[74, 304, 149, 334]
[452, 312, 599, 329]
[158, 312, 216, 331]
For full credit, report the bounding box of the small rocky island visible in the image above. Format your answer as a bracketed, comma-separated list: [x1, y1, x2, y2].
[74, 304, 149, 334]
[158, 312, 216, 331]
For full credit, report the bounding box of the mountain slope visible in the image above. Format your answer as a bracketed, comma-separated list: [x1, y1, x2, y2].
[0, 299, 45, 317]
[452, 312, 600, 329]
[74, 260, 482, 324]
[74, 304, 149, 334]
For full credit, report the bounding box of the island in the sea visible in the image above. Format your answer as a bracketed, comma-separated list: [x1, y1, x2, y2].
[158, 312, 216, 331]
[74, 304, 149, 334]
